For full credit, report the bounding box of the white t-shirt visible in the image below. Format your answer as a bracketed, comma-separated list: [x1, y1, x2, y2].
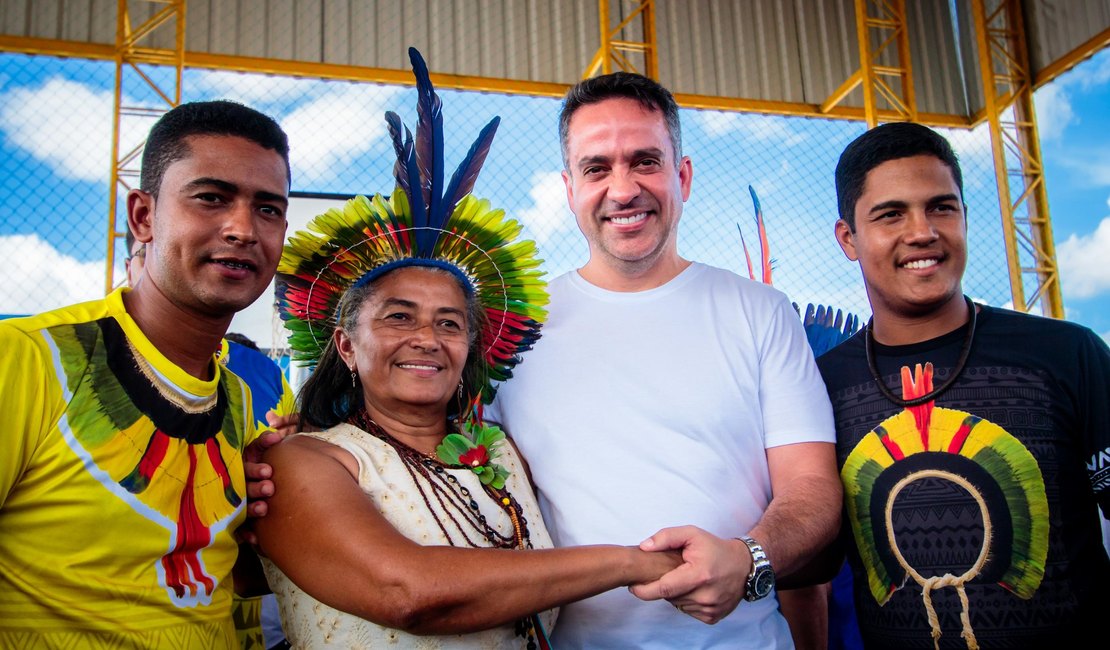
[488, 263, 835, 649]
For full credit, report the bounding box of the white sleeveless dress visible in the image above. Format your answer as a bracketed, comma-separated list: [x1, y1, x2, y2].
[262, 423, 558, 649]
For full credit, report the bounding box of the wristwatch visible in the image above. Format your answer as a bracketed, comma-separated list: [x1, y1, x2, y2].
[738, 535, 775, 602]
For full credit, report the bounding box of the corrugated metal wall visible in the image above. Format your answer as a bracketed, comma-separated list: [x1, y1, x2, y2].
[653, 0, 966, 116]
[184, 0, 603, 83]
[0, 0, 114, 42]
[0, 0, 1105, 120]
[1025, 0, 1110, 74]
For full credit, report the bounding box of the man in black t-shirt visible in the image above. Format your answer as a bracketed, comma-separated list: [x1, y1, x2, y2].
[817, 122, 1110, 649]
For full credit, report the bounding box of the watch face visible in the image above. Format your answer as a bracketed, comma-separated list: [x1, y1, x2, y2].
[753, 569, 775, 597]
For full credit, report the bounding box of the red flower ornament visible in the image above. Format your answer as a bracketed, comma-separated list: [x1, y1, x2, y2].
[436, 419, 511, 489]
[459, 445, 490, 467]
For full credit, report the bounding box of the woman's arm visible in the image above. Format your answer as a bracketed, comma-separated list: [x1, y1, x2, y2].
[256, 436, 679, 634]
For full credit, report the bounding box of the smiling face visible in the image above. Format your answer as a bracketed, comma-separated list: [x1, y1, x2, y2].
[127, 133, 289, 319]
[336, 267, 472, 420]
[562, 97, 692, 288]
[836, 154, 968, 326]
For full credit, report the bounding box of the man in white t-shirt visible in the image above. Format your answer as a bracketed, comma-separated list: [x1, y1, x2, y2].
[488, 73, 839, 643]
[487, 73, 841, 649]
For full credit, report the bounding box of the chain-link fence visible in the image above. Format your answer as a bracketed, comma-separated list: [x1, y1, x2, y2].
[0, 50, 1016, 349]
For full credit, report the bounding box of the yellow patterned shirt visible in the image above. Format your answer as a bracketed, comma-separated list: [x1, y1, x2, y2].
[0, 288, 257, 649]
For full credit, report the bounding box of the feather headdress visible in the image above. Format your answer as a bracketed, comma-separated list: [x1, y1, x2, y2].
[276, 47, 548, 400]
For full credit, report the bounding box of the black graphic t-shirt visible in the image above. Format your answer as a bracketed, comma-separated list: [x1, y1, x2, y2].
[818, 305, 1110, 649]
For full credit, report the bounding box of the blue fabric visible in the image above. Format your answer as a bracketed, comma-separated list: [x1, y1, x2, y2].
[351, 258, 475, 295]
[225, 341, 285, 426]
[829, 563, 864, 650]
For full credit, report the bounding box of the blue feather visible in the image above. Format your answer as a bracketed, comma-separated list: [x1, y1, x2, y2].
[443, 116, 500, 215]
[402, 133, 425, 244]
[385, 112, 411, 200]
[409, 47, 444, 253]
[802, 303, 860, 357]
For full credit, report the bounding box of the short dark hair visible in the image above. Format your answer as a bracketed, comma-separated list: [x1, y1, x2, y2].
[835, 122, 963, 231]
[559, 72, 683, 169]
[140, 100, 290, 197]
[297, 266, 488, 430]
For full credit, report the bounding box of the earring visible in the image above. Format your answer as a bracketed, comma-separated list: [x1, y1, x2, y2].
[457, 381, 464, 404]
[350, 369, 357, 388]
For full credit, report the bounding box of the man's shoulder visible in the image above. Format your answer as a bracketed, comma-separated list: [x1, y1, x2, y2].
[979, 304, 1103, 351]
[694, 261, 768, 286]
[981, 303, 1080, 330]
[691, 262, 793, 305]
[1, 294, 114, 336]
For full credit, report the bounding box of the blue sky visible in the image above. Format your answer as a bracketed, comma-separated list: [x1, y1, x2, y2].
[0, 50, 1107, 347]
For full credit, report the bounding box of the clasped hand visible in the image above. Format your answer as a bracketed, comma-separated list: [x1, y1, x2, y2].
[629, 525, 751, 625]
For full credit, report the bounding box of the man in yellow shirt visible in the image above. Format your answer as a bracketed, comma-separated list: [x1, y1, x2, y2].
[0, 100, 291, 648]
[127, 231, 296, 650]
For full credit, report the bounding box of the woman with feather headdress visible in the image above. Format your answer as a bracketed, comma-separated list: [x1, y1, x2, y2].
[253, 49, 679, 649]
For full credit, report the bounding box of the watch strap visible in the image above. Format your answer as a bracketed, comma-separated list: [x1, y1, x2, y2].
[738, 535, 774, 602]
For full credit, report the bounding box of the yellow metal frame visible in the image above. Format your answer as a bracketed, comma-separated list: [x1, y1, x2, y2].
[0, 33, 973, 126]
[105, 0, 184, 293]
[1, 8, 1105, 126]
[583, 0, 658, 79]
[822, 0, 917, 127]
[1, 2, 1094, 310]
[0, 33, 971, 127]
[972, 0, 1063, 317]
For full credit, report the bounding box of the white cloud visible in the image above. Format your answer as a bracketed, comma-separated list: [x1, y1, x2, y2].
[280, 84, 403, 185]
[0, 79, 115, 182]
[191, 70, 328, 106]
[693, 110, 807, 146]
[1031, 49, 1110, 142]
[0, 235, 107, 315]
[1058, 215, 1110, 299]
[189, 70, 409, 187]
[1069, 49, 1110, 91]
[939, 123, 993, 167]
[516, 171, 575, 243]
[0, 71, 406, 188]
[1033, 83, 1075, 140]
[0, 77, 154, 183]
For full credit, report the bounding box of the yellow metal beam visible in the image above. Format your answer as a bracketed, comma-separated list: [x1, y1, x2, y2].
[583, 0, 658, 79]
[187, 51, 572, 97]
[673, 93, 969, 127]
[825, 0, 919, 125]
[971, 0, 1063, 317]
[827, 0, 917, 127]
[0, 34, 115, 60]
[0, 34, 976, 128]
[105, 0, 184, 294]
[855, 0, 878, 126]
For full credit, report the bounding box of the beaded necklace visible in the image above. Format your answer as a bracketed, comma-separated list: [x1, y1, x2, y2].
[350, 411, 549, 649]
[350, 410, 532, 551]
